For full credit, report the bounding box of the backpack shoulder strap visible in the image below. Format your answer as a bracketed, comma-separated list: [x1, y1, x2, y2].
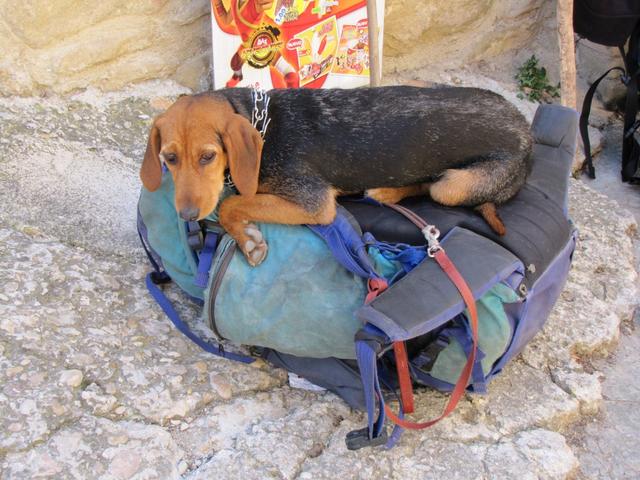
[579, 66, 625, 178]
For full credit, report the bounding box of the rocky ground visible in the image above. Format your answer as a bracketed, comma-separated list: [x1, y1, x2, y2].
[0, 80, 638, 479]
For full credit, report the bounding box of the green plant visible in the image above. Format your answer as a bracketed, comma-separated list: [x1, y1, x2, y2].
[515, 55, 560, 103]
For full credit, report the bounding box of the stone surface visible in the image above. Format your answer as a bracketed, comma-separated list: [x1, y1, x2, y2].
[0, 80, 638, 478]
[566, 121, 640, 480]
[0, 0, 212, 95]
[383, 0, 553, 76]
[2, 415, 185, 479]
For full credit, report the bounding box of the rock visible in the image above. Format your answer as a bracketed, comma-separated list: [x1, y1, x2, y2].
[190, 399, 351, 479]
[485, 429, 579, 479]
[383, 0, 551, 75]
[59, 369, 83, 388]
[551, 370, 603, 415]
[0, 0, 211, 95]
[81, 383, 118, 416]
[2, 416, 185, 479]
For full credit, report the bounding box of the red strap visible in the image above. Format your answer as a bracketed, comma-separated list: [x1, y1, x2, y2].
[365, 277, 388, 304]
[393, 341, 415, 414]
[384, 249, 479, 430]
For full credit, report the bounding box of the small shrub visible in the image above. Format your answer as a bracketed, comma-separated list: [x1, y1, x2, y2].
[515, 55, 560, 103]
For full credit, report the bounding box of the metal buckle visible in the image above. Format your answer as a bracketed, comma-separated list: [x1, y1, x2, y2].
[421, 224, 443, 257]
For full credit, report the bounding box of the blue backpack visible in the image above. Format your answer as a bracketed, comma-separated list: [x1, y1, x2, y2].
[138, 104, 578, 449]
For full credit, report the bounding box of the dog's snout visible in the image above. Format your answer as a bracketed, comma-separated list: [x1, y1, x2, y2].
[179, 206, 200, 221]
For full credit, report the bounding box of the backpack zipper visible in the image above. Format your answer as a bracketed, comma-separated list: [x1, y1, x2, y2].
[207, 237, 237, 339]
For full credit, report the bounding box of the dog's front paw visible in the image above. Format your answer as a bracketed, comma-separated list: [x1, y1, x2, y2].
[241, 223, 268, 266]
[366, 187, 406, 205]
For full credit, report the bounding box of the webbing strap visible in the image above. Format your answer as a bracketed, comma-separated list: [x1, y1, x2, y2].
[308, 213, 380, 280]
[194, 233, 218, 288]
[579, 66, 625, 178]
[145, 273, 255, 364]
[355, 324, 387, 439]
[392, 341, 415, 414]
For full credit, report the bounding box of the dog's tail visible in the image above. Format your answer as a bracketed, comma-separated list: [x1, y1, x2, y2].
[475, 202, 506, 236]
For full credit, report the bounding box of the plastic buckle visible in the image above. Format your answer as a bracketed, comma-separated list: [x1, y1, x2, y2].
[354, 329, 388, 354]
[345, 426, 388, 450]
[624, 119, 640, 139]
[414, 334, 450, 371]
[150, 271, 171, 285]
[186, 221, 204, 250]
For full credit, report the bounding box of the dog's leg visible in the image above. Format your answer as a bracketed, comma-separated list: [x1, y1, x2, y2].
[366, 183, 431, 204]
[218, 191, 337, 266]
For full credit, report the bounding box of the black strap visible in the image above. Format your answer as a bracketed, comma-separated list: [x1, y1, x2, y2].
[579, 66, 625, 178]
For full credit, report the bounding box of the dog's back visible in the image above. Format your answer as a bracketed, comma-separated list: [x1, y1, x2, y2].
[255, 86, 532, 193]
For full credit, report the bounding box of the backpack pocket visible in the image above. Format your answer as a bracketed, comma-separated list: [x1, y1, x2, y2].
[203, 224, 367, 359]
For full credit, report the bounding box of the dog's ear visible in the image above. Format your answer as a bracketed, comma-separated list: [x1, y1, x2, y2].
[222, 114, 263, 197]
[140, 121, 162, 192]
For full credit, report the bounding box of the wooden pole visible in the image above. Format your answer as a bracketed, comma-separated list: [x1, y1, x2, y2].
[367, 0, 382, 86]
[557, 0, 577, 109]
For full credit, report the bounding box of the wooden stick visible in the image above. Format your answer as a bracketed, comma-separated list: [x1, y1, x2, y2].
[557, 0, 577, 109]
[367, 0, 382, 86]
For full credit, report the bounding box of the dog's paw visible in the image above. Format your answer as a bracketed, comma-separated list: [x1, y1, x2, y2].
[242, 223, 268, 266]
[366, 187, 405, 205]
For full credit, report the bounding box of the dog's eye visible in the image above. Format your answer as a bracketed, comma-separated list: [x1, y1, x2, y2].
[199, 152, 216, 165]
[164, 153, 178, 165]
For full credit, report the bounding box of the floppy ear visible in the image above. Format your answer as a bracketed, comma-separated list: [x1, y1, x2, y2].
[140, 122, 162, 191]
[222, 114, 263, 196]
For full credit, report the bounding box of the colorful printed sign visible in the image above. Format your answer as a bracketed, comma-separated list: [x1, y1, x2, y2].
[210, 0, 371, 89]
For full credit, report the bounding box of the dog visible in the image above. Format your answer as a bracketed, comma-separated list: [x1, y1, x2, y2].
[140, 86, 532, 266]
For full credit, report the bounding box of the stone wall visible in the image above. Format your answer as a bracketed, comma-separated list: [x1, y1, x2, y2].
[0, 0, 212, 95]
[382, 0, 552, 74]
[1, 0, 555, 96]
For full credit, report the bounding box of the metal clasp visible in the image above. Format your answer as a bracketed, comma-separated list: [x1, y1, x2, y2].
[421, 224, 443, 257]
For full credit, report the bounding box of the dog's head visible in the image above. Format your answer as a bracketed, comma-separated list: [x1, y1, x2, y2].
[140, 94, 263, 220]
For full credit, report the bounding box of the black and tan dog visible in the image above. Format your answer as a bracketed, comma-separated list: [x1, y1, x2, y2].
[140, 86, 532, 266]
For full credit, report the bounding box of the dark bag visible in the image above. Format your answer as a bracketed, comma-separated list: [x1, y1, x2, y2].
[574, 0, 640, 46]
[574, 0, 640, 182]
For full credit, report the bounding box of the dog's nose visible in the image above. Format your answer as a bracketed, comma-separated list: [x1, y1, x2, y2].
[179, 206, 200, 221]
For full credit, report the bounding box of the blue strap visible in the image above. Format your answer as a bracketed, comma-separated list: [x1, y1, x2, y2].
[194, 233, 218, 288]
[377, 375, 405, 449]
[137, 209, 165, 275]
[145, 273, 255, 364]
[449, 326, 487, 394]
[355, 324, 387, 440]
[308, 212, 380, 280]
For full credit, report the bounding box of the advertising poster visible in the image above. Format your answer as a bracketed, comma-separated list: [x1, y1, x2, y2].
[210, 0, 372, 89]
